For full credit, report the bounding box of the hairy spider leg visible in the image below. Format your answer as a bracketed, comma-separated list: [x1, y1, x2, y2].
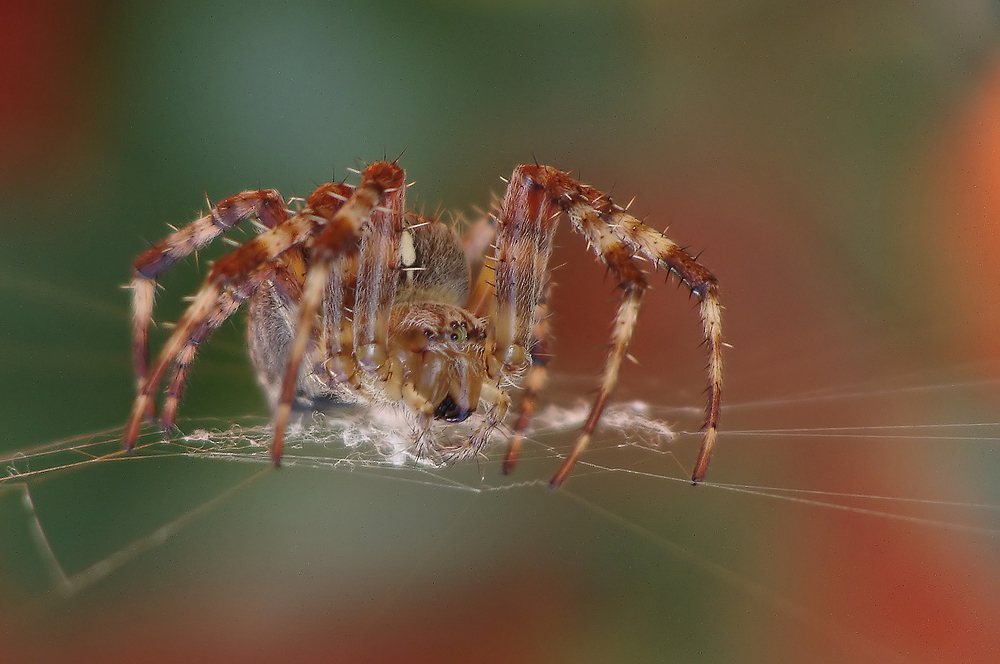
[130, 190, 289, 406]
[492, 168, 560, 376]
[318, 249, 359, 388]
[604, 214, 723, 483]
[502, 281, 554, 474]
[160, 262, 300, 430]
[504, 165, 723, 486]
[353, 168, 406, 374]
[462, 211, 499, 316]
[458, 203, 552, 473]
[269, 162, 407, 465]
[491, 167, 566, 478]
[122, 183, 354, 451]
[548, 184, 648, 488]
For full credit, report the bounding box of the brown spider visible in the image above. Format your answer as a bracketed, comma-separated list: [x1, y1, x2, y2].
[122, 160, 723, 486]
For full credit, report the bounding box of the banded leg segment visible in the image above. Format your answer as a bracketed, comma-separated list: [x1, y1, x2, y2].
[605, 216, 723, 482]
[122, 184, 353, 451]
[131, 190, 288, 393]
[269, 161, 407, 464]
[492, 167, 561, 375]
[508, 165, 723, 485]
[548, 191, 649, 488]
[502, 282, 554, 475]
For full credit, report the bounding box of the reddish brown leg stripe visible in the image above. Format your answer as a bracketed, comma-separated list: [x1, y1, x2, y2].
[269, 162, 406, 465]
[161, 343, 196, 430]
[160, 266, 278, 431]
[502, 285, 554, 475]
[512, 164, 723, 485]
[210, 190, 286, 230]
[550, 284, 645, 488]
[129, 189, 290, 414]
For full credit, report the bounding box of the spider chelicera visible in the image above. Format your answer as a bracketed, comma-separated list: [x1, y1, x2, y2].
[123, 160, 723, 487]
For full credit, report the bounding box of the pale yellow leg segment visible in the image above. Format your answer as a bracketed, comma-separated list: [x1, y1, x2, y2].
[550, 285, 644, 488]
[690, 292, 723, 483]
[607, 214, 724, 483]
[270, 260, 330, 465]
[269, 162, 406, 465]
[503, 290, 553, 475]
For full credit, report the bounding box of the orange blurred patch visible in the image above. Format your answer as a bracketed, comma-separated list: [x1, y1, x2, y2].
[938, 55, 1000, 367]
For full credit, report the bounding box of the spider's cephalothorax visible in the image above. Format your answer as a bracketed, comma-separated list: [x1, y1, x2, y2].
[123, 160, 723, 486]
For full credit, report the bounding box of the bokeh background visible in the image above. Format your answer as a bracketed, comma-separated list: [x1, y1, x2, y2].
[3, 1, 1000, 662]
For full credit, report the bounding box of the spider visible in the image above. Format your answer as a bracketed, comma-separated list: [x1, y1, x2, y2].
[122, 159, 723, 487]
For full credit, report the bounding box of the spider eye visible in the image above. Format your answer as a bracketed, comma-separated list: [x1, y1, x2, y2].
[448, 322, 468, 343]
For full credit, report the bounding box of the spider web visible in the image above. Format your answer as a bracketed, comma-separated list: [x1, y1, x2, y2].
[4, 374, 999, 572]
[3, 361, 1000, 662]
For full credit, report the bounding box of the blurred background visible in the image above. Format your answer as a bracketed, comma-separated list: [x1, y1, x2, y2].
[2, 0, 1000, 662]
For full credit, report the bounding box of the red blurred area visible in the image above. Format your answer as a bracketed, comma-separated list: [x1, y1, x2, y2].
[0, 1, 101, 183]
[542, 57, 1000, 660]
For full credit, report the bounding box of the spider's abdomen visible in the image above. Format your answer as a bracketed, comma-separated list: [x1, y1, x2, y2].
[394, 216, 470, 307]
[248, 275, 330, 411]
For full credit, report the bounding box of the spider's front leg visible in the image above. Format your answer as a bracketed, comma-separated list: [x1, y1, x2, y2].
[501, 283, 554, 475]
[268, 161, 407, 464]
